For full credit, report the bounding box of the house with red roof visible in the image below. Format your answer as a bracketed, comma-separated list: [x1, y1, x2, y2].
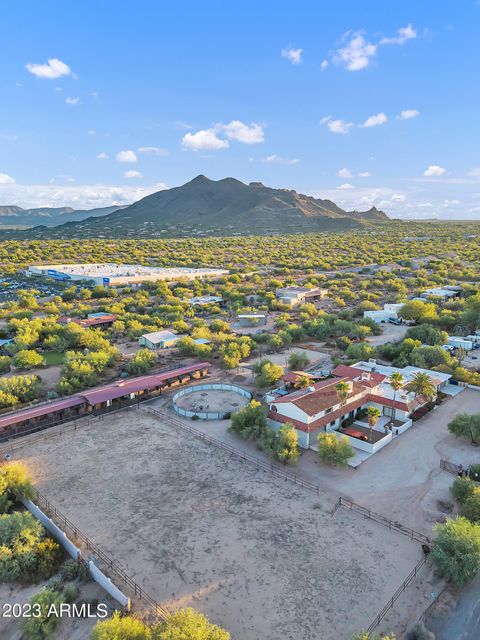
[267, 361, 446, 451]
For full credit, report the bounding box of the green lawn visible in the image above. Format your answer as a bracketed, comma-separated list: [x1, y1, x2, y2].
[42, 351, 65, 366]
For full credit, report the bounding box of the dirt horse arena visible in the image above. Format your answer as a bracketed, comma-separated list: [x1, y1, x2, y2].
[174, 387, 250, 414]
[18, 409, 424, 640]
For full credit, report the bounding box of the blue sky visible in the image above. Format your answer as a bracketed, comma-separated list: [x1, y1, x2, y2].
[1, 0, 480, 218]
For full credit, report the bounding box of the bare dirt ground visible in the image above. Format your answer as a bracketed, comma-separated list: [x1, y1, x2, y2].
[175, 388, 250, 414]
[17, 410, 424, 640]
[241, 346, 328, 369]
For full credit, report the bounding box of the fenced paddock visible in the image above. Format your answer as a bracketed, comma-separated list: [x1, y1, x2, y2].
[17, 409, 424, 640]
[172, 383, 251, 419]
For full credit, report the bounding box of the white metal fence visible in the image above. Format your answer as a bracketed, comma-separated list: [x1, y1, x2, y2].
[172, 383, 252, 420]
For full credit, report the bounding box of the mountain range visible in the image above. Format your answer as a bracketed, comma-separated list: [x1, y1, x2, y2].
[0, 176, 388, 238]
[0, 204, 124, 228]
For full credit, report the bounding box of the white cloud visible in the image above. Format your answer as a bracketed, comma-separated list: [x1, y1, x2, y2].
[329, 25, 417, 72]
[96, 152, 109, 160]
[333, 33, 377, 71]
[124, 170, 142, 179]
[391, 193, 406, 202]
[380, 24, 417, 46]
[65, 97, 81, 105]
[182, 130, 229, 151]
[116, 150, 138, 163]
[467, 167, 480, 178]
[262, 155, 300, 165]
[337, 183, 354, 190]
[281, 47, 303, 65]
[320, 116, 353, 134]
[320, 60, 329, 70]
[358, 171, 372, 178]
[361, 112, 388, 128]
[26, 58, 72, 79]
[222, 120, 264, 144]
[424, 165, 446, 177]
[0, 173, 15, 184]
[337, 167, 352, 178]
[398, 109, 420, 120]
[182, 120, 264, 151]
[417, 202, 433, 208]
[0, 182, 167, 209]
[137, 146, 169, 156]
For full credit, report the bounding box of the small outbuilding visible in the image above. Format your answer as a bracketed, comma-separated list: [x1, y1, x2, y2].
[139, 330, 179, 350]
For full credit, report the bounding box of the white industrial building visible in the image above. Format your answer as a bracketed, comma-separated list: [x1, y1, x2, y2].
[26, 263, 228, 286]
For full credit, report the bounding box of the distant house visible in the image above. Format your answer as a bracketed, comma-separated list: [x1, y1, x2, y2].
[363, 303, 404, 324]
[275, 286, 326, 308]
[58, 314, 117, 330]
[139, 330, 179, 350]
[419, 288, 459, 302]
[193, 338, 211, 345]
[188, 295, 224, 307]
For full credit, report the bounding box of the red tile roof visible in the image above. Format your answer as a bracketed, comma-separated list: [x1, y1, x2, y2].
[79, 362, 211, 405]
[0, 396, 85, 430]
[331, 364, 386, 388]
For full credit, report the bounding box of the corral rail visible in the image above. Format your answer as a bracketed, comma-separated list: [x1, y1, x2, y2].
[32, 488, 169, 620]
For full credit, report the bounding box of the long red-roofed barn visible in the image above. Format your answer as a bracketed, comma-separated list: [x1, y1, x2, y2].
[0, 362, 210, 440]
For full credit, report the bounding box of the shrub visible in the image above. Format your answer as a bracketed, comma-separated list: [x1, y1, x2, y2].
[152, 607, 230, 639]
[317, 432, 354, 467]
[126, 348, 157, 375]
[91, 611, 150, 640]
[450, 477, 476, 504]
[0, 461, 35, 513]
[63, 583, 79, 603]
[0, 512, 60, 582]
[430, 516, 480, 586]
[405, 622, 435, 640]
[229, 400, 267, 441]
[462, 488, 480, 523]
[62, 558, 90, 582]
[21, 587, 64, 639]
[276, 424, 300, 464]
[12, 349, 45, 370]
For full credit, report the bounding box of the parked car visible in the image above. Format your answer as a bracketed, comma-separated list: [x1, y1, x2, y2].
[343, 427, 369, 441]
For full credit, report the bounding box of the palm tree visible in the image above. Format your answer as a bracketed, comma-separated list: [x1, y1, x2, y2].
[389, 372, 405, 424]
[335, 380, 351, 406]
[366, 406, 381, 443]
[294, 375, 313, 389]
[404, 372, 436, 403]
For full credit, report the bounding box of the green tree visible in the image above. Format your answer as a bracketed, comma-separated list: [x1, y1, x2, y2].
[448, 413, 480, 445]
[451, 477, 477, 504]
[0, 461, 35, 512]
[389, 372, 404, 421]
[430, 516, 480, 586]
[462, 488, 480, 523]
[276, 424, 300, 464]
[317, 433, 354, 467]
[404, 372, 436, 401]
[126, 348, 157, 375]
[366, 406, 381, 442]
[229, 400, 267, 441]
[91, 612, 150, 640]
[12, 349, 45, 370]
[287, 351, 310, 370]
[335, 380, 351, 405]
[0, 355, 11, 373]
